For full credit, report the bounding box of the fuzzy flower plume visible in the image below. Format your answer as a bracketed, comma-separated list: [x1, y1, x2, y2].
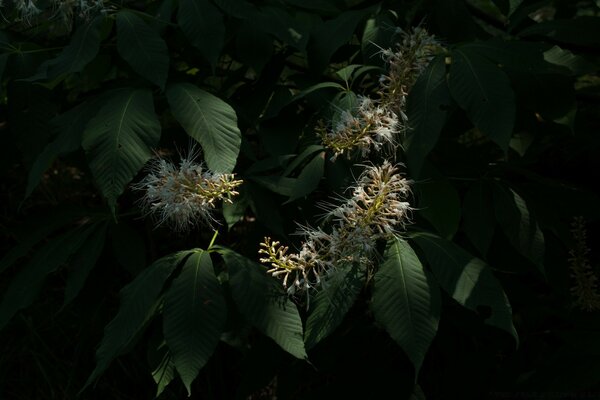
[135, 154, 242, 232]
[569, 217, 600, 311]
[318, 96, 400, 160]
[378, 27, 443, 117]
[260, 162, 411, 294]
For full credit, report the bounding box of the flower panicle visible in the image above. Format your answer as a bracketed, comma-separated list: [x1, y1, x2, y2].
[259, 162, 412, 295]
[568, 217, 600, 311]
[135, 154, 242, 232]
[379, 27, 444, 115]
[318, 96, 401, 160]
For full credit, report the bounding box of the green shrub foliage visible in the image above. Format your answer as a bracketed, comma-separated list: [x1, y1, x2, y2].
[1, 0, 599, 398]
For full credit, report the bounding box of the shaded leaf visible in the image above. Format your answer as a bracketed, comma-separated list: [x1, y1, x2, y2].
[83, 251, 193, 391]
[82, 88, 161, 214]
[152, 351, 176, 397]
[372, 236, 440, 378]
[448, 48, 515, 151]
[166, 83, 241, 173]
[236, 21, 273, 74]
[518, 17, 600, 48]
[177, 0, 224, 69]
[220, 248, 307, 359]
[116, 11, 169, 89]
[286, 151, 324, 203]
[304, 262, 364, 349]
[413, 233, 518, 343]
[493, 183, 545, 273]
[0, 224, 96, 330]
[163, 251, 226, 395]
[405, 56, 452, 177]
[63, 222, 108, 306]
[416, 167, 461, 239]
[35, 16, 105, 80]
[26, 98, 105, 199]
[462, 181, 496, 256]
[309, 9, 370, 72]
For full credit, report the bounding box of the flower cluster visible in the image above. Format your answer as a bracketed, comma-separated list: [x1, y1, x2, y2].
[378, 27, 443, 116]
[3, 0, 105, 26]
[260, 162, 412, 294]
[568, 217, 600, 311]
[319, 27, 442, 158]
[135, 155, 242, 232]
[318, 96, 400, 160]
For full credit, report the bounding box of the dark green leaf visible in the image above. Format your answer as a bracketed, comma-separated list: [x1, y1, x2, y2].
[309, 9, 369, 72]
[116, 11, 169, 89]
[448, 49, 515, 151]
[236, 22, 273, 74]
[152, 350, 176, 397]
[405, 56, 452, 177]
[37, 16, 105, 80]
[82, 88, 161, 214]
[372, 237, 440, 378]
[282, 145, 324, 176]
[518, 17, 600, 48]
[462, 181, 495, 256]
[26, 98, 105, 199]
[416, 166, 461, 239]
[0, 208, 85, 274]
[177, 0, 225, 69]
[304, 262, 364, 349]
[163, 251, 226, 395]
[286, 151, 324, 203]
[220, 248, 307, 359]
[0, 224, 96, 330]
[63, 222, 108, 306]
[111, 223, 147, 276]
[493, 183, 545, 273]
[83, 251, 192, 391]
[413, 233, 518, 343]
[166, 83, 241, 173]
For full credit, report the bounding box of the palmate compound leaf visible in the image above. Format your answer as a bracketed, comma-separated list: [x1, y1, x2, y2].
[304, 262, 365, 350]
[82, 251, 193, 392]
[163, 251, 226, 396]
[0, 223, 98, 330]
[166, 83, 241, 174]
[448, 48, 516, 151]
[116, 10, 169, 89]
[412, 233, 518, 344]
[82, 88, 161, 215]
[218, 247, 307, 359]
[371, 236, 441, 379]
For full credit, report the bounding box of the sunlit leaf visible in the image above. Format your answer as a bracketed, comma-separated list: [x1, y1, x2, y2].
[166, 83, 241, 174]
[82, 88, 161, 214]
[413, 233, 518, 343]
[219, 248, 307, 359]
[83, 251, 193, 391]
[372, 236, 440, 378]
[304, 262, 364, 349]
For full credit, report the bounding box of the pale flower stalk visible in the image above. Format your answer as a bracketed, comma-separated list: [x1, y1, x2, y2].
[135, 154, 242, 232]
[260, 162, 412, 294]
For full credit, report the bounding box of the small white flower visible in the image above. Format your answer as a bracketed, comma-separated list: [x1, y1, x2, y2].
[135, 153, 242, 232]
